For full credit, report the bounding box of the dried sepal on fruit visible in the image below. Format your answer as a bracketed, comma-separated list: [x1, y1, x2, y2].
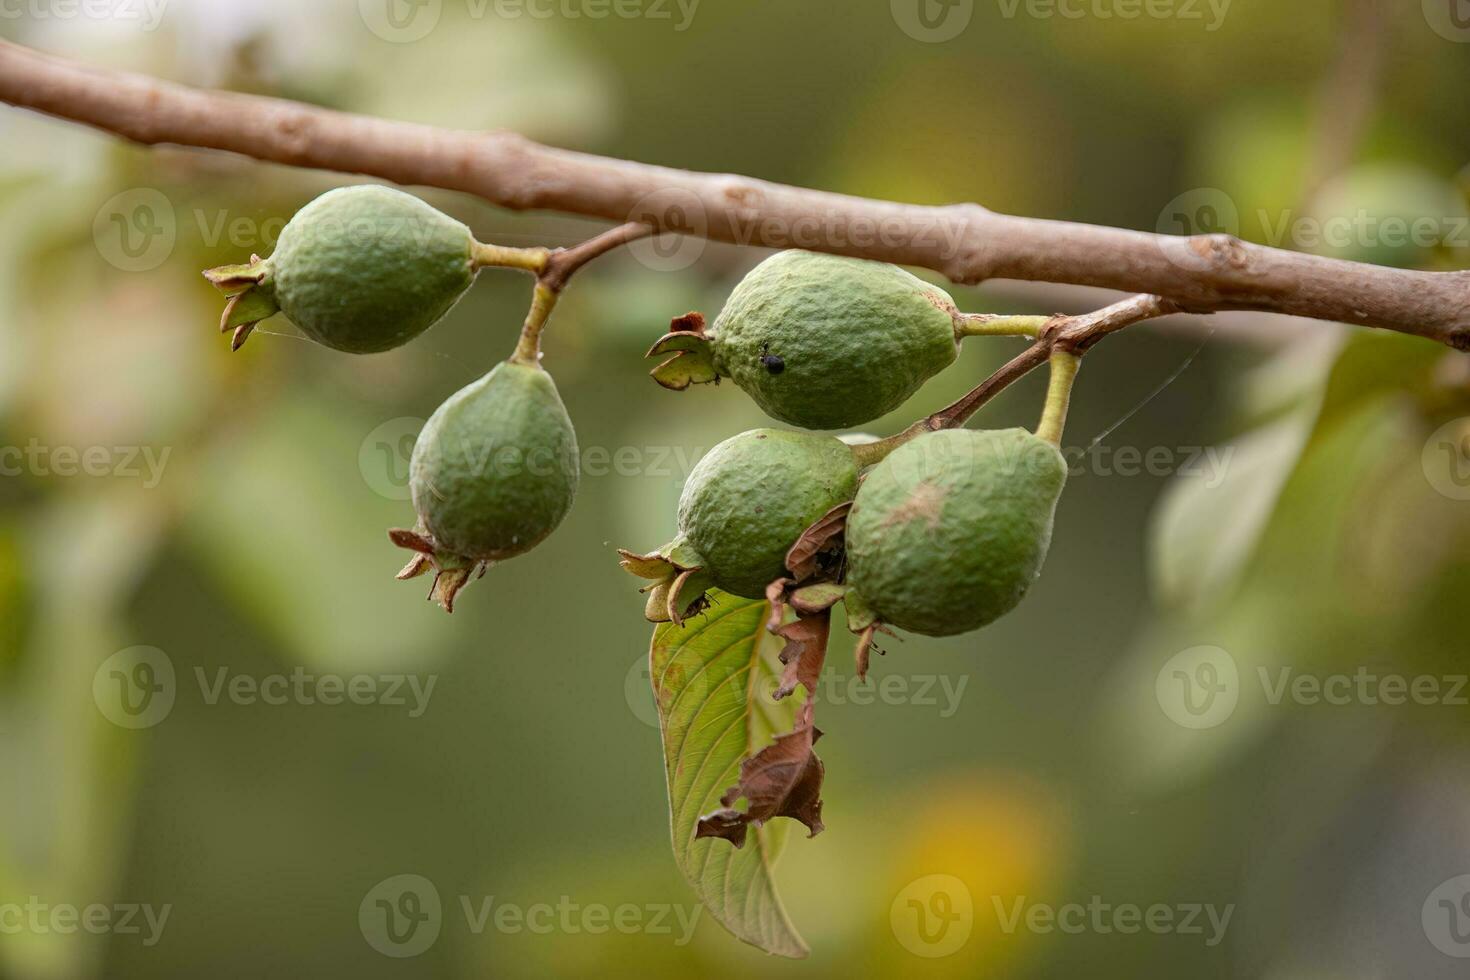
[647, 312, 718, 391]
[388, 526, 487, 614]
[617, 538, 714, 626]
[203, 254, 279, 351]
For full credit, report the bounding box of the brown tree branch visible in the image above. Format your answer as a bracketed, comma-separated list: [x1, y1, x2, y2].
[540, 221, 653, 291]
[1, 39, 1468, 346]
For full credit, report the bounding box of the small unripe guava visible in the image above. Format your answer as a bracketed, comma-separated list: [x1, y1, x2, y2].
[621, 428, 860, 620]
[206, 185, 476, 353]
[715, 252, 960, 428]
[391, 360, 579, 611]
[845, 428, 1066, 637]
[648, 252, 961, 429]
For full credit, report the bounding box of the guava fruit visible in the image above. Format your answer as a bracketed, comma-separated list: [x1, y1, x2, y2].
[204, 185, 477, 352]
[389, 360, 579, 611]
[844, 427, 1066, 637]
[647, 251, 961, 429]
[621, 428, 861, 622]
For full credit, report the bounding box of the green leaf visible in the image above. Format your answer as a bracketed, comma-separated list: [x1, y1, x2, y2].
[650, 592, 809, 959]
[1149, 399, 1318, 610]
[1150, 329, 1449, 610]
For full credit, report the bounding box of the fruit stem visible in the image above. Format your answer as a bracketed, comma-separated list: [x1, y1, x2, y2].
[1036, 350, 1080, 446]
[472, 241, 552, 274]
[848, 341, 1051, 467]
[848, 438, 893, 468]
[955, 313, 1051, 339]
[511, 282, 559, 366]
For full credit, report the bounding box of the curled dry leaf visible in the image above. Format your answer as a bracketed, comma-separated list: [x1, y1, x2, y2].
[784, 501, 851, 582]
[695, 700, 825, 848]
[772, 608, 831, 703]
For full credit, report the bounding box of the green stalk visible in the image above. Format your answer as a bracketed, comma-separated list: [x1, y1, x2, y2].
[510, 282, 559, 366]
[955, 313, 1051, 339]
[1036, 350, 1080, 446]
[472, 240, 551, 274]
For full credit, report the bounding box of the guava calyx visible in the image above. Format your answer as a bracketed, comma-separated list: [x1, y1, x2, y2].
[646, 312, 719, 391]
[841, 587, 895, 681]
[389, 526, 489, 614]
[203, 254, 279, 350]
[617, 537, 713, 625]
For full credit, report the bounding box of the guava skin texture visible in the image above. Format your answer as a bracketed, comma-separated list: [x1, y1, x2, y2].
[677, 428, 861, 599]
[271, 185, 475, 353]
[410, 360, 580, 562]
[710, 251, 961, 429]
[845, 428, 1066, 637]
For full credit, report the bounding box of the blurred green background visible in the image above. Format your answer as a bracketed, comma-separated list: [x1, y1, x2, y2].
[2, 1, 1470, 976]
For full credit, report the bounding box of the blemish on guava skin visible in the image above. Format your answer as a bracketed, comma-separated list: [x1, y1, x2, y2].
[879, 480, 947, 531]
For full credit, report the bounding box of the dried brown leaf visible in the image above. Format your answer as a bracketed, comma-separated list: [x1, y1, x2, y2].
[695, 700, 824, 848]
[784, 502, 851, 582]
[773, 611, 830, 702]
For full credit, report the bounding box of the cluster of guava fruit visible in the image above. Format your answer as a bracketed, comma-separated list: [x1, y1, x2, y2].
[205, 185, 578, 611]
[624, 250, 1069, 644]
[205, 188, 1066, 630]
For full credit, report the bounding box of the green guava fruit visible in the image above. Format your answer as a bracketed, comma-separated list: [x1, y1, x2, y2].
[845, 428, 1066, 637]
[204, 185, 476, 353]
[389, 360, 579, 611]
[646, 251, 961, 429]
[620, 428, 860, 622]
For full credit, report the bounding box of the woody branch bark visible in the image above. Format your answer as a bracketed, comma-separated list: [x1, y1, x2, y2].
[2, 39, 1468, 346]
